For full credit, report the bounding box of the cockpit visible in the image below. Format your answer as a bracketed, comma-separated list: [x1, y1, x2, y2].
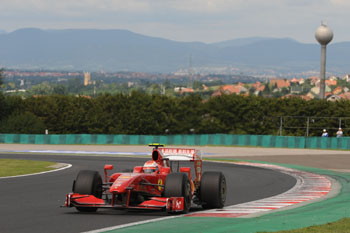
[143, 161, 159, 173]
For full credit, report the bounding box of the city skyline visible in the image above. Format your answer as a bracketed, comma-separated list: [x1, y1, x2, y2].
[0, 0, 349, 44]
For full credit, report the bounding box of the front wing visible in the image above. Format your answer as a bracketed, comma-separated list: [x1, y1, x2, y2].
[64, 193, 185, 213]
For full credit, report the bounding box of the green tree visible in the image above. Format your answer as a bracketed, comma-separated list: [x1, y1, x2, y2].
[0, 95, 25, 123]
[52, 85, 68, 95]
[2, 89, 348, 136]
[29, 82, 53, 95]
[0, 112, 46, 134]
[172, 94, 203, 134]
[163, 79, 172, 89]
[262, 84, 271, 97]
[148, 84, 161, 95]
[249, 87, 256, 95]
[67, 77, 83, 93]
[192, 81, 203, 90]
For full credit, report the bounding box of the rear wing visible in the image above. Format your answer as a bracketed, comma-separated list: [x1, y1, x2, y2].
[158, 148, 202, 161]
[152, 145, 202, 185]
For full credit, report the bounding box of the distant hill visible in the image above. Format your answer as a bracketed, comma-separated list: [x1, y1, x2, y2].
[210, 37, 275, 48]
[0, 28, 348, 74]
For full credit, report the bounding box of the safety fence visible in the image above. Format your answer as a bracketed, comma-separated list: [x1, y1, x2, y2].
[1, 133, 350, 150]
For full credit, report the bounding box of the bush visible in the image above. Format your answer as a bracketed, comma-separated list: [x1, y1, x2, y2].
[0, 112, 46, 134]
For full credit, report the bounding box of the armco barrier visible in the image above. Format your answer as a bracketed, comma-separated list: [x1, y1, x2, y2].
[0, 133, 349, 150]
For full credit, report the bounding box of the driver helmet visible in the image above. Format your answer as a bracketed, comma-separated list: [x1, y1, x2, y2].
[143, 160, 159, 173]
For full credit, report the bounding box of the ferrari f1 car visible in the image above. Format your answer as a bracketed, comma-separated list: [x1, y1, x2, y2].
[64, 144, 226, 213]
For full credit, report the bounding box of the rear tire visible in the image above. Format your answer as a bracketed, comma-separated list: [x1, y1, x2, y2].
[164, 173, 192, 213]
[200, 171, 226, 209]
[73, 170, 102, 212]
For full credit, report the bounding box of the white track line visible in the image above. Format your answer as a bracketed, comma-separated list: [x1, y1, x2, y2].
[0, 163, 72, 179]
[187, 162, 332, 218]
[0, 149, 151, 156]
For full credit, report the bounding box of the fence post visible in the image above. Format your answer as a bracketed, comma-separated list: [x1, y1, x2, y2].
[306, 117, 309, 137]
[280, 116, 283, 136]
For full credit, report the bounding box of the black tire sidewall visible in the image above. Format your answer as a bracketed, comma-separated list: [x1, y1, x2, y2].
[74, 170, 102, 198]
[73, 170, 102, 212]
[164, 173, 191, 213]
[200, 171, 226, 208]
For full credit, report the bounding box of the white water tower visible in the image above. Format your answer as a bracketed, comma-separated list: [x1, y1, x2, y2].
[315, 22, 333, 99]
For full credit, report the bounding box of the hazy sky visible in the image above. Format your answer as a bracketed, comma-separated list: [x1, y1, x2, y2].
[0, 0, 349, 43]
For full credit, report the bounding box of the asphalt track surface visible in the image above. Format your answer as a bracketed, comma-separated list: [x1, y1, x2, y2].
[0, 153, 296, 233]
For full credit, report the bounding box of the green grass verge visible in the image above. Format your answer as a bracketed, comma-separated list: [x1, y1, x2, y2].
[0, 159, 56, 177]
[261, 217, 350, 233]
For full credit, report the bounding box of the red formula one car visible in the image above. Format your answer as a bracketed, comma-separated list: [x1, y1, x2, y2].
[64, 144, 226, 213]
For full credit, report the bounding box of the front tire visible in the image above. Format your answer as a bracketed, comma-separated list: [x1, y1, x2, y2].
[164, 173, 192, 213]
[73, 170, 102, 212]
[200, 171, 226, 209]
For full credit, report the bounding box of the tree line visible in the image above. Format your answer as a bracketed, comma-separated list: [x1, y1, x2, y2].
[1, 91, 350, 137]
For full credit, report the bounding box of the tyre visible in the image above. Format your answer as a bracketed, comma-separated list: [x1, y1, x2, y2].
[200, 171, 226, 209]
[73, 170, 102, 212]
[164, 173, 192, 213]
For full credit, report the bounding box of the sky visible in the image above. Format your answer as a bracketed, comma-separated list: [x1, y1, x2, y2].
[0, 0, 349, 44]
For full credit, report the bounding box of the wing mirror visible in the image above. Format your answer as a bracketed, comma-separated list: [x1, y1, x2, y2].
[104, 164, 114, 182]
[104, 165, 114, 170]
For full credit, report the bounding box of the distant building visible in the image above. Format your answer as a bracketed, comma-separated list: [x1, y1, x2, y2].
[325, 79, 337, 86]
[327, 95, 341, 102]
[306, 92, 316, 99]
[329, 75, 338, 81]
[300, 95, 312, 101]
[251, 82, 265, 91]
[174, 87, 194, 94]
[281, 94, 295, 99]
[84, 72, 91, 86]
[290, 78, 305, 85]
[211, 84, 248, 97]
[220, 84, 248, 94]
[311, 85, 331, 95]
[250, 82, 265, 96]
[290, 85, 303, 94]
[308, 76, 320, 85]
[269, 79, 290, 89]
[339, 92, 350, 100]
[77, 95, 92, 99]
[342, 74, 350, 82]
[333, 86, 343, 95]
[5, 89, 26, 93]
[281, 94, 312, 101]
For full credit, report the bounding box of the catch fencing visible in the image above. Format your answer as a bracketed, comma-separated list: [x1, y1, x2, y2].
[276, 116, 350, 137]
[0, 133, 350, 150]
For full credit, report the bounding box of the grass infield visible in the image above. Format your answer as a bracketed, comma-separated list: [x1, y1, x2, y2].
[0, 159, 56, 177]
[262, 217, 350, 233]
